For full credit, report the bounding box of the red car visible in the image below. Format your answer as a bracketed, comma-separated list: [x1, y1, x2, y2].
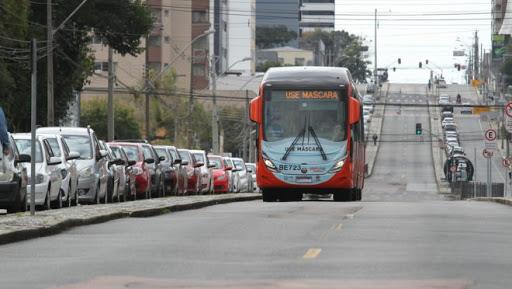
[209, 155, 232, 194]
[113, 142, 151, 199]
[177, 149, 203, 195]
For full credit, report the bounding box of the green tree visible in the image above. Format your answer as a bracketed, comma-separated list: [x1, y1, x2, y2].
[256, 25, 297, 49]
[81, 97, 141, 140]
[219, 106, 245, 155]
[256, 60, 283, 72]
[502, 57, 512, 86]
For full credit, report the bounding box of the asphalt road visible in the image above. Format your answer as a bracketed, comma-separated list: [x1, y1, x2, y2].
[1, 84, 512, 289]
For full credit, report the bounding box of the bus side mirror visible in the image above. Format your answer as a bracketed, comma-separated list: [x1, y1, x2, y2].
[349, 97, 361, 125]
[250, 96, 262, 124]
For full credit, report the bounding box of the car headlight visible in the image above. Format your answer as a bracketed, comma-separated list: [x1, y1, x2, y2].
[263, 158, 277, 171]
[80, 167, 93, 178]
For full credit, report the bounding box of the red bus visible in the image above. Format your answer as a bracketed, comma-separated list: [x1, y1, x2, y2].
[249, 67, 365, 202]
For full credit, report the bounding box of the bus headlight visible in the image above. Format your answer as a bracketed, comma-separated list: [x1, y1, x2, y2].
[264, 159, 277, 171]
[330, 157, 347, 173]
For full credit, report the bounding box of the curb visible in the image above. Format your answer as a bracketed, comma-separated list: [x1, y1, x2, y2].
[0, 194, 261, 246]
[470, 197, 512, 206]
[366, 83, 390, 178]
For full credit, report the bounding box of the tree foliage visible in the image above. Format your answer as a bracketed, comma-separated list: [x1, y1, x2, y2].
[256, 25, 297, 49]
[502, 57, 512, 86]
[80, 97, 141, 140]
[0, 0, 153, 132]
[256, 60, 283, 72]
[301, 30, 370, 82]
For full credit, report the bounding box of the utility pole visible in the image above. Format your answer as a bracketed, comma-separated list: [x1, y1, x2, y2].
[188, 57, 194, 147]
[30, 39, 37, 216]
[243, 89, 249, 160]
[47, 0, 54, 126]
[145, 36, 150, 139]
[107, 46, 114, 141]
[474, 30, 479, 80]
[374, 9, 378, 89]
[211, 56, 219, 154]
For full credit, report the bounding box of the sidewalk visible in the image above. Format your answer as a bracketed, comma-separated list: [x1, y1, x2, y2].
[366, 83, 389, 177]
[471, 197, 512, 207]
[0, 193, 261, 245]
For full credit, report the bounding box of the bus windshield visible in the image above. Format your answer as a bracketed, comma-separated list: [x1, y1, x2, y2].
[264, 90, 347, 142]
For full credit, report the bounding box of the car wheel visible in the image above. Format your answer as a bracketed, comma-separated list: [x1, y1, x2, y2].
[51, 189, 63, 209]
[43, 187, 51, 210]
[8, 185, 22, 213]
[95, 181, 100, 204]
[333, 189, 352, 202]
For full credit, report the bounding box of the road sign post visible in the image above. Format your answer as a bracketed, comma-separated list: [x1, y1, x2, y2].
[485, 128, 497, 151]
[483, 148, 493, 197]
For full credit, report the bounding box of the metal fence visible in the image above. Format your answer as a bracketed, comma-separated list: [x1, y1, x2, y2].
[452, 181, 505, 199]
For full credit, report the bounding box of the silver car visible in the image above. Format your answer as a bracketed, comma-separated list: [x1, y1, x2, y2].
[13, 133, 64, 209]
[223, 157, 238, 193]
[190, 150, 214, 194]
[37, 127, 109, 204]
[0, 134, 30, 213]
[245, 163, 259, 193]
[231, 158, 250, 193]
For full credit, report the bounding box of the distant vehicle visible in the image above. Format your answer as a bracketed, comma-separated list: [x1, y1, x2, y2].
[441, 117, 454, 128]
[461, 102, 472, 114]
[441, 111, 453, 120]
[114, 142, 151, 199]
[167, 146, 188, 195]
[37, 127, 109, 204]
[363, 110, 372, 123]
[154, 146, 178, 195]
[99, 140, 125, 202]
[223, 157, 238, 193]
[444, 131, 458, 140]
[366, 83, 375, 94]
[208, 155, 231, 194]
[49, 134, 80, 206]
[363, 105, 374, 114]
[109, 144, 136, 200]
[141, 144, 165, 197]
[13, 133, 64, 209]
[438, 79, 447, 88]
[363, 95, 375, 105]
[249, 66, 365, 202]
[444, 124, 457, 133]
[0, 133, 30, 213]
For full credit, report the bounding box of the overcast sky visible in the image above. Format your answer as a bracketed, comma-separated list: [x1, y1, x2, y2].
[335, 0, 492, 84]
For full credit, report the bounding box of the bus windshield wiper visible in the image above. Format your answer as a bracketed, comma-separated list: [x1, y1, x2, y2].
[282, 128, 306, 161]
[308, 126, 327, 160]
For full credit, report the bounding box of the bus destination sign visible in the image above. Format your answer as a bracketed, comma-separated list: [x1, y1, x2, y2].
[285, 90, 337, 100]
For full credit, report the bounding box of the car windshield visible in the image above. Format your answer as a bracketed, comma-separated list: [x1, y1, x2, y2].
[178, 150, 191, 162]
[232, 159, 245, 170]
[14, 139, 43, 163]
[209, 158, 222, 169]
[264, 89, 347, 142]
[155, 148, 168, 161]
[119, 145, 140, 162]
[193, 153, 205, 163]
[62, 135, 92, 159]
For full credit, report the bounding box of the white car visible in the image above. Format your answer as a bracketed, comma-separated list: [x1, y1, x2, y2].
[441, 117, 455, 128]
[363, 95, 375, 105]
[223, 157, 238, 192]
[245, 163, 259, 193]
[363, 105, 374, 114]
[13, 133, 64, 209]
[190, 150, 214, 194]
[44, 134, 80, 207]
[231, 158, 250, 193]
[363, 110, 372, 123]
[38, 127, 109, 204]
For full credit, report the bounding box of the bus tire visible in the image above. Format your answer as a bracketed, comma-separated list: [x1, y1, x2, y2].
[353, 188, 362, 201]
[333, 189, 351, 202]
[262, 190, 277, 202]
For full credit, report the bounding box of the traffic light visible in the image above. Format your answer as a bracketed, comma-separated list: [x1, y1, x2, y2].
[398, 58, 401, 64]
[393, 67, 396, 72]
[425, 59, 429, 65]
[419, 62, 423, 68]
[416, 123, 422, 135]
[457, 64, 461, 71]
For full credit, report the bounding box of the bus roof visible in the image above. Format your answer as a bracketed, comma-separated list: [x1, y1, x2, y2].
[262, 66, 351, 90]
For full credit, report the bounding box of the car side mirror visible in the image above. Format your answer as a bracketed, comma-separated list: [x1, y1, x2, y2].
[181, 160, 189, 166]
[67, 151, 80, 160]
[173, 159, 182, 165]
[349, 97, 361, 125]
[48, 156, 62, 165]
[250, 96, 262, 124]
[144, 158, 155, 164]
[246, 167, 253, 173]
[128, 160, 136, 166]
[98, 149, 108, 159]
[159, 156, 166, 162]
[16, 154, 31, 164]
[194, 161, 204, 168]
[225, 166, 233, 171]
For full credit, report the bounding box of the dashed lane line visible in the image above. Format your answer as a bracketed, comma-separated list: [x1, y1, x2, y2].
[303, 248, 322, 259]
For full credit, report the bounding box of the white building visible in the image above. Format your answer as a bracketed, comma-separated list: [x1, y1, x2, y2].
[299, 0, 335, 34]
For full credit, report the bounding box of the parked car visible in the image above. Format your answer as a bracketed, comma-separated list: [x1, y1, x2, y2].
[108, 144, 136, 201]
[114, 142, 151, 199]
[437, 79, 447, 88]
[223, 157, 238, 192]
[178, 149, 203, 194]
[441, 117, 455, 128]
[461, 102, 472, 114]
[100, 140, 127, 202]
[13, 133, 64, 209]
[167, 146, 188, 195]
[231, 158, 250, 193]
[142, 143, 165, 198]
[245, 163, 259, 193]
[363, 105, 374, 114]
[441, 111, 453, 120]
[363, 95, 375, 105]
[363, 110, 372, 123]
[154, 145, 178, 195]
[0, 134, 30, 213]
[37, 127, 109, 204]
[190, 150, 214, 194]
[45, 134, 80, 206]
[208, 155, 231, 194]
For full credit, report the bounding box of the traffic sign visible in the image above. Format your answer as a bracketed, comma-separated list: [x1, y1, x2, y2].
[483, 149, 494, 158]
[505, 102, 512, 118]
[507, 118, 512, 133]
[485, 129, 497, 141]
[502, 158, 511, 168]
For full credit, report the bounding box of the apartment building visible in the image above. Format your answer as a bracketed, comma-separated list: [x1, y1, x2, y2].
[191, 0, 211, 89]
[256, 0, 300, 48]
[299, 0, 335, 34]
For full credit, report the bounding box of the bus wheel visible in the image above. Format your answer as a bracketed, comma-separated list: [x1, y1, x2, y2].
[279, 192, 302, 202]
[262, 190, 277, 202]
[333, 189, 351, 202]
[353, 189, 362, 201]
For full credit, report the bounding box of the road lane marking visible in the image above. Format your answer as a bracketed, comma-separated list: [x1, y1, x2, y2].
[334, 223, 343, 231]
[303, 248, 322, 259]
[319, 224, 336, 240]
[344, 214, 355, 219]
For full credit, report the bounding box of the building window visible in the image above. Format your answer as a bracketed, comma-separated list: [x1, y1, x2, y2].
[93, 62, 102, 72]
[102, 62, 109, 72]
[164, 9, 169, 17]
[295, 58, 305, 66]
[192, 64, 206, 76]
[91, 34, 103, 44]
[278, 57, 284, 64]
[192, 10, 208, 23]
[148, 35, 161, 47]
[164, 36, 170, 44]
